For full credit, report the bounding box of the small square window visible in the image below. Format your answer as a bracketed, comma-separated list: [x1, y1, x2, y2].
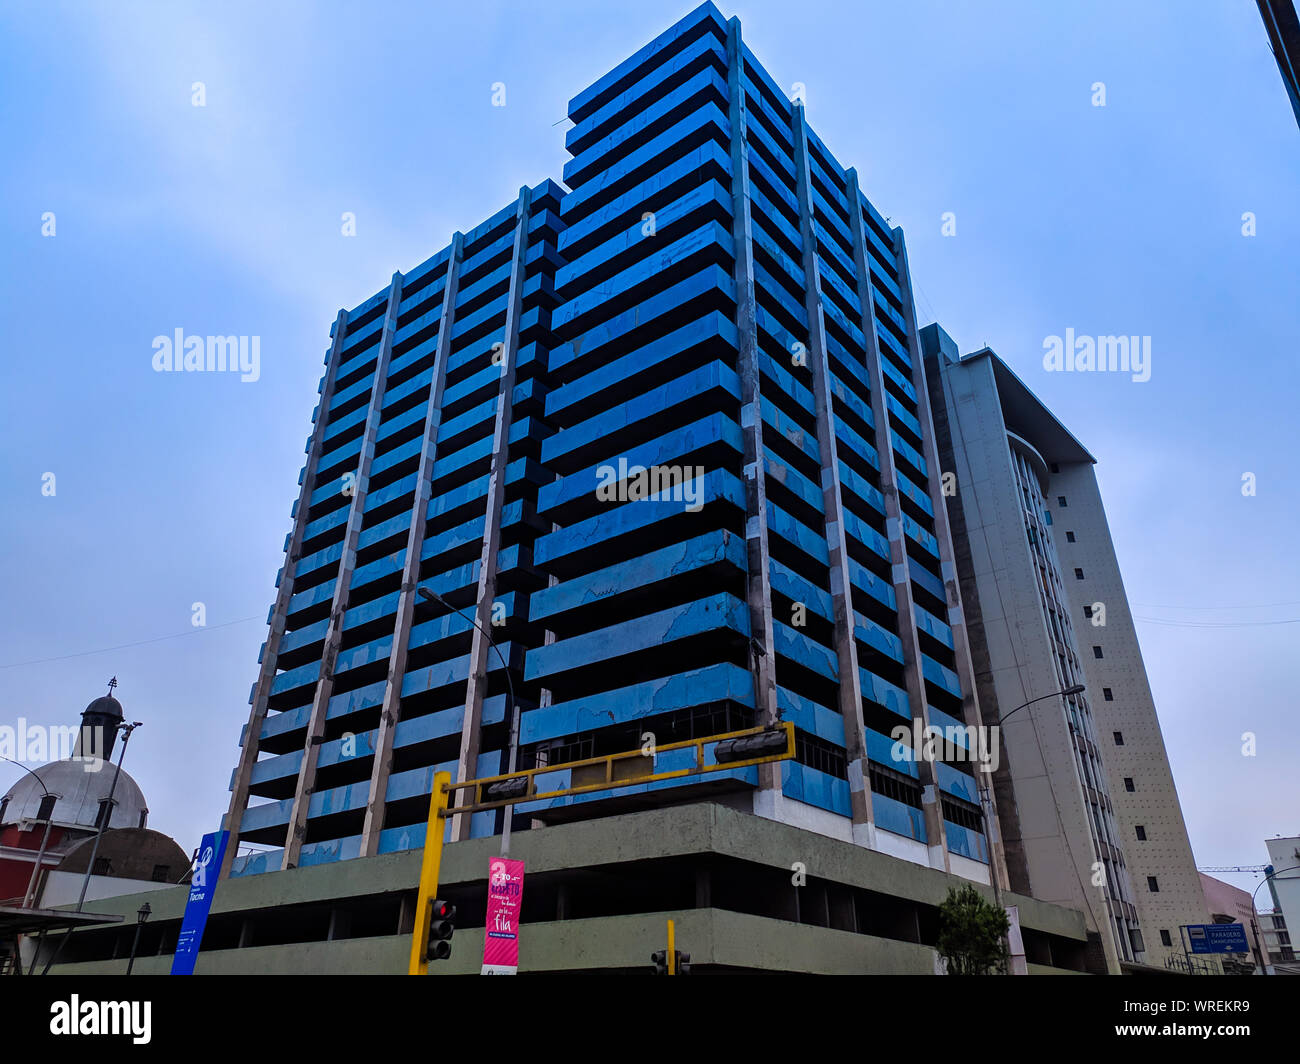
[152, 864, 170, 883]
[1113, 731, 1124, 746]
[1093, 646, 1104, 659]
[1050, 463, 1060, 474]
[1058, 496, 1068, 507]
[1160, 929, 1172, 947]
[1066, 531, 1076, 543]
[1147, 876, 1159, 892]
[1135, 826, 1146, 840]
[36, 794, 57, 821]
[1124, 777, 1135, 792]
[1074, 568, 1085, 580]
[92, 857, 113, 876]
[1103, 688, 1114, 701]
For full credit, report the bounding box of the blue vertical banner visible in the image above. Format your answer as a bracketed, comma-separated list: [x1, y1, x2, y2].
[170, 830, 229, 975]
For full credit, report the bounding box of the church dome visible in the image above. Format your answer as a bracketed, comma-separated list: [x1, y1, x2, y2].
[1, 758, 148, 832]
[81, 695, 124, 721]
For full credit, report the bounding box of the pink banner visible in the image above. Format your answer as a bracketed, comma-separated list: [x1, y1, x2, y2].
[482, 857, 525, 974]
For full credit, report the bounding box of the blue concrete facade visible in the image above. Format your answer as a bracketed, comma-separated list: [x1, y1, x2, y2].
[225, 181, 565, 876]
[223, 2, 991, 879]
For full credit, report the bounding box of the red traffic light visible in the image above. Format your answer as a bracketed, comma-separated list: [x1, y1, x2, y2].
[427, 899, 456, 961]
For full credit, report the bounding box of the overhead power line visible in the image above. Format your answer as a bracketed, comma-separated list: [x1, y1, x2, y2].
[0, 615, 264, 671]
[1135, 600, 1300, 611]
[1135, 616, 1300, 628]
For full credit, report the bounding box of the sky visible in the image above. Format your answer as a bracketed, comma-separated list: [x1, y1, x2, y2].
[0, 0, 1295, 904]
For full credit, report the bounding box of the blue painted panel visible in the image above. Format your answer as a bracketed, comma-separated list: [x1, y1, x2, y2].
[530, 530, 745, 624]
[865, 725, 919, 778]
[781, 761, 851, 818]
[525, 593, 750, 684]
[945, 821, 988, 863]
[522, 661, 753, 744]
[777, 685, 844, 747]
[534, 466, 745, 569]
[873, 793, 927, 842]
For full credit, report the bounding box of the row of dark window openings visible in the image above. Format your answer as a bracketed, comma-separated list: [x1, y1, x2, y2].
[18, 793, 171, 882]
[5, 793, 148, 833]
[1109, 729, 1158, 884]
[868, 762, 982, 833]
[86, 857, 174, 883]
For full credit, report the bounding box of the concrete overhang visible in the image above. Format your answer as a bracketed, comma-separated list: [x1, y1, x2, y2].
[959, 349, 1095, 467]
[47, 802, 1089, 948]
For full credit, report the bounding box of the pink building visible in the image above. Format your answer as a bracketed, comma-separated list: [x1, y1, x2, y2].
[1199, 872, 1264, 972]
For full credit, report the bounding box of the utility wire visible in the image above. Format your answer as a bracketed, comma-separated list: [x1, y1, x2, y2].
[0, 615, 263, 670]
[1134, 616, 1300, 628]
[1135, 600, 1300, 611]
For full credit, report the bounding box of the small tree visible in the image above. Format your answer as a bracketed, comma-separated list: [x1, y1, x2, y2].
[936, 884, 1010, 975]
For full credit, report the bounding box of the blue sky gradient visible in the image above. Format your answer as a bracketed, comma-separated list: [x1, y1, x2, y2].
[1, 0, 1296, 899]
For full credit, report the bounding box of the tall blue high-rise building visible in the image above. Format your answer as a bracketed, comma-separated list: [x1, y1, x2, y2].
[224, 2, 1002, 894]
[224, 181, 567, 873]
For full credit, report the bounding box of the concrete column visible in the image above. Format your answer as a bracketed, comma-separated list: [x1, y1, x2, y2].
[892, 227, 1010, 890]
[327, 908, 351, 941]
[725, 18, 781, 800]
[283, 272, 405, 869]
[695, 866, 712, 910]
[789, 105, 875, 849]
[360, 236, 465, 857]
[842, 173, 947, 872]
[221, 307, 350, 880]
[453, 186, 533, 841]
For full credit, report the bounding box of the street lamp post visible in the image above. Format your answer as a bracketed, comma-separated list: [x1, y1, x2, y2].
[1, 756, 57, 909]
[75, 721, 141, 913]
[975, 683, 1086, 972]
[996, 684, 1086, 728]
[39, 719, 143, 976]
[125, 901, 151, 975]
[1251, 864, 1300, 975]
[416, 587, 520, 855]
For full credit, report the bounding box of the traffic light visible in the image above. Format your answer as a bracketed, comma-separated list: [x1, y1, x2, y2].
[713, 728, 788, 763]
[485, 775, 530, 801]
[426, 899, 456, 961]
[675, 950, 691, 975]
[651, 949, 668, 975]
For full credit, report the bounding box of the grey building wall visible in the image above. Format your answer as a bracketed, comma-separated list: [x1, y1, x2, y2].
[1051, 460, 1214, 968]
[921, 325, 1185, 974]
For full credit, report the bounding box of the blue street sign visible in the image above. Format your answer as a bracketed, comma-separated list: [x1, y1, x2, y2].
[170, 830, 229, 975]
[1185, 923, 1250, 955]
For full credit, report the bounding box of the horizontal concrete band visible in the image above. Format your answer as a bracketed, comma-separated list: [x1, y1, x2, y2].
[50, 803, 1086, 974]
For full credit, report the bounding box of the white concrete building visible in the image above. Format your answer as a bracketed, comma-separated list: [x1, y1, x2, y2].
[922, 325, 1213, 973]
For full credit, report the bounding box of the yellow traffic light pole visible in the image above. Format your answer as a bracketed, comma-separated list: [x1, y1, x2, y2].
[408, 770, 451, 976]
[407, 722, 794, 974]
